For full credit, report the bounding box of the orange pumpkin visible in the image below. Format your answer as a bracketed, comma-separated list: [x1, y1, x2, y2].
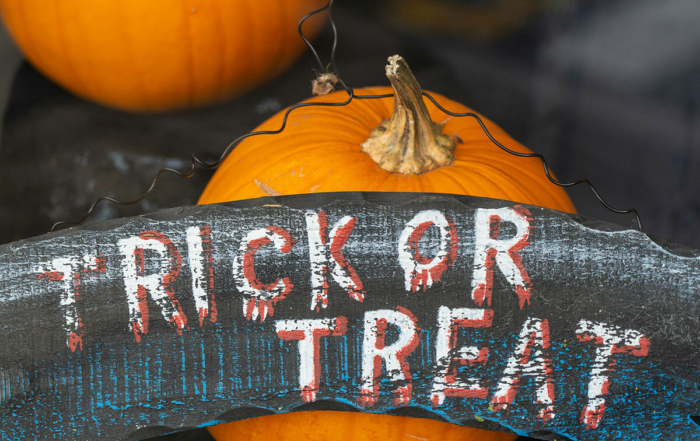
[201, 55, 571, 440]
[199, 56, 575, 214]
[0, 0, 327, 112]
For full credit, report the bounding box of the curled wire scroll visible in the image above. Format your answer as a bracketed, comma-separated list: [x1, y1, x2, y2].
[50, 0, 642, 232]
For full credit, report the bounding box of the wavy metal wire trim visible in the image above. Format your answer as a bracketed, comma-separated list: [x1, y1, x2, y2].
[50, 0, 642, 232]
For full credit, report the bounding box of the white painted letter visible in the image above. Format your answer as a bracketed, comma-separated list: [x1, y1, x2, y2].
[306, 211, 364, 310]
[35, 254, 105, 351]
[399, 210, 458, 293]
[431, 306, 493, 406]
[186, 225, 217, 326]
[471, 206, 534, 309]
[275, 317, 348, 403]
[358, 307, 421, 407]
[118, 231, 187, 342]
[233, 226, 294, 322]
[492, 317, 556, 423]
[576, 319, 650, 430]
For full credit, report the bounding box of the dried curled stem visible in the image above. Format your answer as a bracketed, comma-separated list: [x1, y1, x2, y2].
[361, 55, 455, 174]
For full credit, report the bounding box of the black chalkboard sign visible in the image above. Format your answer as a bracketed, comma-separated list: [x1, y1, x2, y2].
[1, 192, 699, 440]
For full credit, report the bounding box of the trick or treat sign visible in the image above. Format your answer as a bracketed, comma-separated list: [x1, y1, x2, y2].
[0, 192, 699, 440]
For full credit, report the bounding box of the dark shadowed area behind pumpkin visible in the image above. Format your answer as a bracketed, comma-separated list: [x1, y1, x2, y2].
[0, 0, 698, 439]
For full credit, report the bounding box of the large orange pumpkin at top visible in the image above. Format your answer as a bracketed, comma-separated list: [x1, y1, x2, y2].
[0, 0, 327, 112]
[201, 56, 573, 440]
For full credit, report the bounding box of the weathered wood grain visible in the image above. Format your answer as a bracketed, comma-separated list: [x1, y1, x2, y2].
[0, 192, 698, 440]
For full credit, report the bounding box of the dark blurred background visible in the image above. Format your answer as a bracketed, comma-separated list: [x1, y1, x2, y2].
[0, 0, 698, 439]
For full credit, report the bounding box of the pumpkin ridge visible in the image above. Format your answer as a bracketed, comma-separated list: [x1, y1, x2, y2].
[456, 154, 572, 211]
[483, 165, 559, 209]
[437, 163, 494, 199]
[445, 160, 534, 205]
[453, 145, 546, 178]
[456, 155, 547, 189]
[427, 166, 474, 195]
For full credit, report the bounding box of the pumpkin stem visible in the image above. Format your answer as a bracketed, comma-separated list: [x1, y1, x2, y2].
[361, 55, 456, 174]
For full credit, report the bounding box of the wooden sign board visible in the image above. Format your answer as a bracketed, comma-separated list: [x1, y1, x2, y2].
[1, 192, 699, 440]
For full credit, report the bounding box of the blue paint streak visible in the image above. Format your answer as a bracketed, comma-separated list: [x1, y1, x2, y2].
[9, 321, 700, 440]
